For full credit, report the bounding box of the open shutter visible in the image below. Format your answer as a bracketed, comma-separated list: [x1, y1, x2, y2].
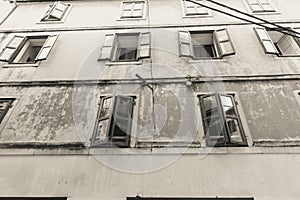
[110, 96, 134, 147]
[138, 32, 150, 59]
[0, 35, 26, 62]
[254, 27, 278, 54]
[51, 1, 69, 20]
[214, 28, 235, 57]
[99, 34, 115, 60]
[35, 35, 58, 61]
[178, 30, 192, 57]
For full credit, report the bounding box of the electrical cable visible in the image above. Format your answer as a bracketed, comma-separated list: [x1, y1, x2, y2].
[185, 0, 300, 39]
[205, 0, 300, 37]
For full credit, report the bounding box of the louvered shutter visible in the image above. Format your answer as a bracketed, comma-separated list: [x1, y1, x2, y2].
[184, 0, 208, 15]
[178, 30, 192, 57]
[51, 1, 69, 20]
[35, 35, 58, 61]
[254, 27, 278, 54]
[138, 32, 151, 58]
[99, 34, 115, 60]
[110, 96, 134, 147]
[0, 35, 26, 62]
[214, 28, 235, 57]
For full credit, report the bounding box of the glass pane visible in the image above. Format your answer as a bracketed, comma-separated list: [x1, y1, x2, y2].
[227, 119, 243, 143]
[220, 95, 237, 116]
[193, 45, 214, 58]
[132, 10, 143, 17]
[95, 120, 109, 141]
[134, 2, 143, 9]
[114, 117, 129, 136]
[100, 97, 112, 118]
[0, 101, 9, 111]
[123, 3, 133, 10]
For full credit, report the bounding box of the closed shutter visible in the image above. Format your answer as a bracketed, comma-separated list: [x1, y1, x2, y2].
[110, 96, 134, 147]
[0, 35, 26, 62]
[35, 35, 58, 61]
[99, 34, 115, 60]
[51, 1, 69, 20]
[138, 32, 151, 58]
[214, 28, 235, 57]
[184, 0, 208, 15]
[178, 30, 193, 57]
[254, 27, 278, 54]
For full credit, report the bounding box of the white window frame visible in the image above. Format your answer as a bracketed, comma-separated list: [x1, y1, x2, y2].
[119, 1, 147, 20]
[178, 28, 235, 60]
[38, 1, 72, 24]
[254, 27, 300, 57]
[197, 92, 253, 147]
[0, 33, 58, 68]
[91, 95, 138, 148]
[244, 0, 279, 15]
[181, 0, 212, 18]
[98, 32, 151, 63]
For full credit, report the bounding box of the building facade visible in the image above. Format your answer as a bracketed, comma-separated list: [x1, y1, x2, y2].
[0, 0, 300, 199]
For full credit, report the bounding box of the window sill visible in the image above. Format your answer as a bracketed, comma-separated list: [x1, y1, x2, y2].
[3, 62, 40, 68]
[105, 60, 143, 66]
[250, 11, 280, 15]
[189, 58, 227, 63]
[183, 14, 212, 18]
[117, 17, 146, 21]
[36, 21, 65, 24]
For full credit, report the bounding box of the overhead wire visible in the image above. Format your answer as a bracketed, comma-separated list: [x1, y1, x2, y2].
[185, 0, 300, 39]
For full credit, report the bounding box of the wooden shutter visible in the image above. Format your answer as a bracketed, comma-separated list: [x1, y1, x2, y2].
[254, 27, 279, 54]
[51, 1, 69, 20]
[178, 30, 192, 57]
[138, 32, 151, 58]
[35, 35, 58, 61]
[132, 2, 144, 18]
[110, 96, 134, 147]
[0, 35, 26, 62]
[214, 28, 235, 57]
[99, 34, 115, 60]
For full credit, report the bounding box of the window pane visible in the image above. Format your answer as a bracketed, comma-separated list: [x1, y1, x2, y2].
[95, 119, 109, 141]
[193, 45, 214, 58]
[227, 119, 244, 143]
[100, 97, 112, 118]
[220, 95, 237, 116]
[51, 9, 64, 19]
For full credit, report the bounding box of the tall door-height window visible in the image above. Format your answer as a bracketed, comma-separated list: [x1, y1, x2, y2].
[199, 94, 247, 147]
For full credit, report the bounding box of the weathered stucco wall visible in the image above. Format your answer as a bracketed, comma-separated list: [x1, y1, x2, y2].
[0, 80, 299, 144]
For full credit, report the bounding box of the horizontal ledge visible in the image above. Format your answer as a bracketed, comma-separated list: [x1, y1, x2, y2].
[0, 74, 300, 86]
[0, 142, 85, 149]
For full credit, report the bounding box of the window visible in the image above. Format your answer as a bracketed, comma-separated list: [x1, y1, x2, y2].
[0, 99, 14, 125]
[199, 94, 247, 147]
[91, 96, 135, 147]
[120, 1, 145, 19]
[247, 0, 276, 13]
[254, 27, 300, 56]
[41, 1, 71, 22]
[178, 29, 235, 59]
[182, 0, 209, 16]
[99, 32, 150, 62]
[0, 35, 58, 64]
